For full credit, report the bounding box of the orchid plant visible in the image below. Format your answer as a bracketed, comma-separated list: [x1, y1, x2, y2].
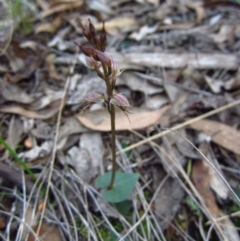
[75, 19, 139, 203]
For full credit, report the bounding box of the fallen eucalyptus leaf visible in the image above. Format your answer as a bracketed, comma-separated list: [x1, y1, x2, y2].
[76, 106, 169, 131]
[0, 100, 61, 120]
[190, 119, 240, 156]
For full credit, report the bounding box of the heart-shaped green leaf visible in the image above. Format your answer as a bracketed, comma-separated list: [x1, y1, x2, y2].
[95, 171, 139, 203]
[114, 200, 132, 215]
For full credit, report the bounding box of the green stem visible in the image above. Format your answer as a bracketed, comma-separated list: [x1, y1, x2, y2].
[108, 103, 116, 189]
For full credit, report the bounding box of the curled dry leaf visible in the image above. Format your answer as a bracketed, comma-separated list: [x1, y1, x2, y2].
[36, 16, 63, 34]
[94, 17, 138, 35]
[192, 160, 219, 215]
[76, 105, 169, 131]
[185, 2, 205, 24]
[190, 119, 240, 156]
[41, 0, 84, 18]
[192, 160, 240, 241]
[44, 54, 63, 81]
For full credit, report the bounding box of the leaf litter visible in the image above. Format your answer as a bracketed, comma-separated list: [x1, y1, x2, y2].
[0, 0, 240, 240]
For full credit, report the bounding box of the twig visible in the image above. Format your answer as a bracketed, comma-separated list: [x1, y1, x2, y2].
[36, 51, 78, 237]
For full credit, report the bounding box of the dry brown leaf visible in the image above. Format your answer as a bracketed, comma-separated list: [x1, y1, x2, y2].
[186, 2, 205, 24]
[29, 90, 63, 110]
[41, 1, 83, 18]
[35, 16, 63, 34]
[37, 0, 49, 10]
[210, 25, 235, 44]
[190, 119, 240, 156]
[192, 159, 240, 240]
[204, 158, 229, 200]
[192, 160, 219, 215]
[20, 41, 39, 52]
[94, 17, 138, 35]
[44, 54, 63, 81]
[68, 133, 103, 183]
[27, 223, 62, 241]
[4, 47, 48, 83]
[0, 100, 61, 120]
[199, 142, 229, 200]
[76, 106, 169, 131]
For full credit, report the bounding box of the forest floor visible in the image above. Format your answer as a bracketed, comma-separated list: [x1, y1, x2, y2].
[0, 0, 240, 240]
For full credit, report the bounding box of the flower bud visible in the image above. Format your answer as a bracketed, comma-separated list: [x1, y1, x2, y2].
[110, 58, 118, 77]
[88, 18, 97, 39]
[75, 44, 96, 57]
[85, 56, 100, 69]
[110, 93, 130, 107]
[77, 20, 91, 40]
[85, 93, 105, 103]
[99, 21, 106, 51]
[95, 50, 111, 67]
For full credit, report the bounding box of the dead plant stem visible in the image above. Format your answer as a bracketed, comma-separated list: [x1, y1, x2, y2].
[118, 98, 240, 155]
